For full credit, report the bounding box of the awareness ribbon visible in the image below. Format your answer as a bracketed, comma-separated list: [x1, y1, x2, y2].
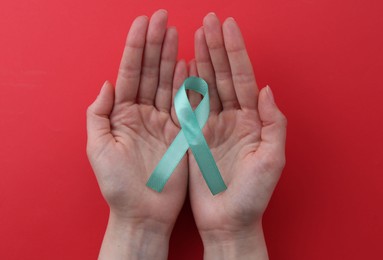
[146, 77, 227, 195]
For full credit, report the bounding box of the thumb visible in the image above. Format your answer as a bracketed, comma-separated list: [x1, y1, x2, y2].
[257, 86, 287, 171]
[86, 81, 115, 141]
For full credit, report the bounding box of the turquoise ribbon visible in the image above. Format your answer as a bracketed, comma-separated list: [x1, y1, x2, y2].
[146, 77, 227, 195]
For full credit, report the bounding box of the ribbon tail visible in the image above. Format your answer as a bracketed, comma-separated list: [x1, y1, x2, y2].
[190, 140, 227, 195]
[146, 130, 188, 192]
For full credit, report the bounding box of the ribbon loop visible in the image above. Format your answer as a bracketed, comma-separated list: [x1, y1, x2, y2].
[146, 77, 227, 195]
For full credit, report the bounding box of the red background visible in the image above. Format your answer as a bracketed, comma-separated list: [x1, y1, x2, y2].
[1, 0, 383, 259]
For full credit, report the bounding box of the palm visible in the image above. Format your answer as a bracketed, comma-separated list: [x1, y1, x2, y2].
[99, 104, 186, 221]
[188, 14, 286, 234]
[189, 108, 279, 230]
[110, 103, 180, 179]
[87, 10, 188, 228]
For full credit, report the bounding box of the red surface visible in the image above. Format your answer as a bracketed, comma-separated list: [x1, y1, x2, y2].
[1, 0, 383, 259]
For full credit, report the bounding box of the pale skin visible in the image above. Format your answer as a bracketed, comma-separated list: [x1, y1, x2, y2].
[87, 9, 286, 260]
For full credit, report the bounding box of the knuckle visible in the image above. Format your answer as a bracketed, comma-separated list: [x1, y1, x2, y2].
[232, 72, 255, 85]
[118, 67, 140, 80]
[141, 65, 159, 78]
[207, 40, 224, 50]
[215, 70, 232, 82]
[261, 153, 286, 173]
[279, 113, 288, 127]
[86, 105, 94, 117]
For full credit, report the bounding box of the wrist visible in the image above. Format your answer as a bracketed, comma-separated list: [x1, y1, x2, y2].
[200, 220, 269, 260]
[98, 211, 171, 260]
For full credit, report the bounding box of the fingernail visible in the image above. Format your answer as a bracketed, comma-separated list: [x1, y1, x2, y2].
[227, 17, 236, 22]
[137, 15, 149, 22]
[158, 9, 168, 14]
[224, 17, 236, 27]
[102, 80, 109, 88]
[266, 85, 275, 104]
[208, 12, 216, 16]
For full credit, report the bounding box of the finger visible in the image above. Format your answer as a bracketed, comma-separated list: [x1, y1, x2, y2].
[189, 59, 198, 76]
[195, 27, 222, 113]
[171, 60, 188, 126]
[137, 9, 168, 105]
[155, 27, 178, 112]
[203, 13, 239, 109]
[87, 81, 115, 143]
[188, 59, 202, 109]
[257, 86, 287, 171]
[115, 16, 149, 105]
[223, 17, 259, 110]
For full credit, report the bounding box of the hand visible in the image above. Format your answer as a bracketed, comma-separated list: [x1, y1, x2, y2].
[86, 10, 188, 259]
[188, 13, 287, 259]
